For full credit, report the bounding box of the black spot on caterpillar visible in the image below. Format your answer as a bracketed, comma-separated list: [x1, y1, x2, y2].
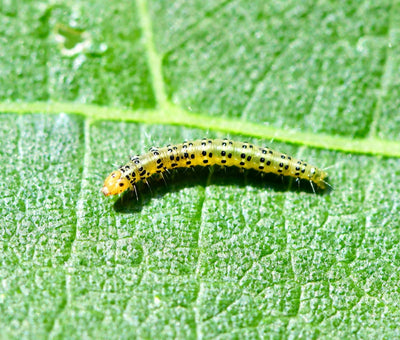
[102, 138, 329, 196]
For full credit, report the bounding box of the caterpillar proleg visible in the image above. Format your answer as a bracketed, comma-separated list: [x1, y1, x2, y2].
[102, 138, 329, 196]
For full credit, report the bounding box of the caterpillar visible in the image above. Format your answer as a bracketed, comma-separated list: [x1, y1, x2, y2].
[101, 138, 329, 196]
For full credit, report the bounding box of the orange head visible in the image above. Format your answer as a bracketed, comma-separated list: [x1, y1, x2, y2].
[101, 170, 131, 196]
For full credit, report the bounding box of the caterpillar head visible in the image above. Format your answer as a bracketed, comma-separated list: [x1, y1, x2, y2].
[101, 170, 130, 196]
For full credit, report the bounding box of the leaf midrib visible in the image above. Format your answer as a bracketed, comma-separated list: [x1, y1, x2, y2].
[1, 101, 399, 158]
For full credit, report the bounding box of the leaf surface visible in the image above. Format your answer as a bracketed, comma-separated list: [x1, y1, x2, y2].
[1, 0, 400, 339]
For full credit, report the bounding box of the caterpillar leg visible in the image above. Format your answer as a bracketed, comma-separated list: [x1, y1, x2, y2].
[133, 184, 138, 201]
[144, 179, 152, 194]
[295, 177, 301, 190]
[309, 180, 316, 194]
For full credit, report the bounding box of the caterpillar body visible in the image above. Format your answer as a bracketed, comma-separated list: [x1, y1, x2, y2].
[102, 138, 329, 196]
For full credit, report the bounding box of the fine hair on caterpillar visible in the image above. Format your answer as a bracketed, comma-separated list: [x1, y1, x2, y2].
[102, 138, 329, 198]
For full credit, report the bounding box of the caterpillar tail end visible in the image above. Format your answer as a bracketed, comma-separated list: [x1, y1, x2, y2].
[315, 169, 330, 191]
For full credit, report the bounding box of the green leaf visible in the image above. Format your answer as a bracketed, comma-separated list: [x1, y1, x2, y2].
[1, 0, 400, 339]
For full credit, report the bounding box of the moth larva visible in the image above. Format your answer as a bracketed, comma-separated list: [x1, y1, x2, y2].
[102, 138, 329, 196]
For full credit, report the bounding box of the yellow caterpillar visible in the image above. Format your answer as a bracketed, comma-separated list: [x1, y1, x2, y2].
[102, 138, 329, 196]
